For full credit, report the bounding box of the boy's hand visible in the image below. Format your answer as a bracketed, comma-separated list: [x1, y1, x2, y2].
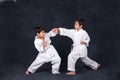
[43, 39, 47, 48]
[51, 28, 59, 33]
[80, 41, 86, 45]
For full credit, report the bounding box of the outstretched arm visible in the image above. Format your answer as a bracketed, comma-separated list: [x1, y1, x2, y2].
[59, 27, 74, 39]
[46, 28, 59, 37]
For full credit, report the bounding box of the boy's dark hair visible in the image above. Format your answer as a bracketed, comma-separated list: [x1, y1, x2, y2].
[34, 25, 45, 34]
[75, 18, 86, 26]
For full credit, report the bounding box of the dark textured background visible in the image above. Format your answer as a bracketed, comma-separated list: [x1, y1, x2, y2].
[0, 0, 120, 80]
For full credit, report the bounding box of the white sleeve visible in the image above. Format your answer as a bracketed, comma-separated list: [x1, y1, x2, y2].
[82, 31, 90, 47]
[59, 27, 74, 39]
[46, 31, 57, 37]
[34, 41, 45, 53]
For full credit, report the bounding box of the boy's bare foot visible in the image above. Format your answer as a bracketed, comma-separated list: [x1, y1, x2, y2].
[25, 70, 31, 75]
[94, 64, 101, 70]
[66, 71, 76, 75]
[53, 72, 61, 75]
[52, 71, 61, 75]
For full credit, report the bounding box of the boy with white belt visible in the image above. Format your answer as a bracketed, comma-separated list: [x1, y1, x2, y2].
[58, 18, 100, 75]
[25, 26, 61, 75]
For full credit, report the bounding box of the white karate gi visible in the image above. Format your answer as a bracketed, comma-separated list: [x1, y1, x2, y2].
[28, 31, 61, 74]
[59, 28, 99, 71]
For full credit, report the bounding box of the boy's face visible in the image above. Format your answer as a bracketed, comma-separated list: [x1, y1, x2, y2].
[37, 30, 45, 38]
[74, 21, 82, 30]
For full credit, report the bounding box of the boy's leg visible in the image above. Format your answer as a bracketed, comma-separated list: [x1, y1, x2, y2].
[26, 54, 48, 74]
[51, 54, 61, 74]
[80, 57, 100, 70]
[67, 51, 80, 75]
[50, 46, 61, 74]
[51, 55, 61, 74]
